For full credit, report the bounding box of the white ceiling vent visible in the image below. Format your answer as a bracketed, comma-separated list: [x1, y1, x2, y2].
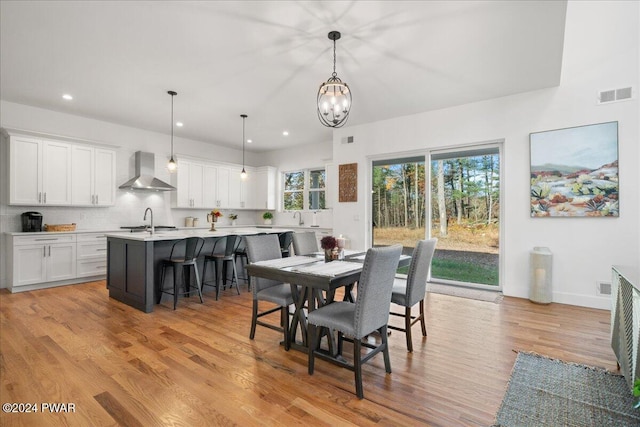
[597, 281, 612, 296]
[597, 86, 634, 105]
[341, 136, 355, 144]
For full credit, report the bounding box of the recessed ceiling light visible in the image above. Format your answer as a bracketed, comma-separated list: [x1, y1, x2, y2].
[62, 94, 73, 100]
[282, 131, 289, 136]
[247, 139, 252, 144]
[176, 122, 183, 127]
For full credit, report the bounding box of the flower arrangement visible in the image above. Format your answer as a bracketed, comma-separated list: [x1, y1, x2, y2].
[210, 209, 222, 218]
[262, 212, 273, 220]
[228, 213, 238, 220]
[320, 235, 337, 250]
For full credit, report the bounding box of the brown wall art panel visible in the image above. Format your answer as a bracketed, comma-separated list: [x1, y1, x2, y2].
[339, 163, 358, 202]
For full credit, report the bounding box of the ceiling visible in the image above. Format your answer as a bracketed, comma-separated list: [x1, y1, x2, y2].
[0, 1, 567, 152]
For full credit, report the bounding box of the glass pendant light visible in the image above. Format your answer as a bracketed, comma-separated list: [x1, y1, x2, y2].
[167, 90, 178, 172]
[240, 114, 248, 180]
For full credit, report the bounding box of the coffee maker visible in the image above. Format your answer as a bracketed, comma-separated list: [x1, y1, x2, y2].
[21, 212, 43, 232]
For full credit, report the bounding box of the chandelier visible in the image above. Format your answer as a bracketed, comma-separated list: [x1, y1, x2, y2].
[317, 31, 352, 128]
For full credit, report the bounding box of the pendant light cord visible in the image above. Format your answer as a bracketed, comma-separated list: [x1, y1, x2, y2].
[170, 94, 174, 156]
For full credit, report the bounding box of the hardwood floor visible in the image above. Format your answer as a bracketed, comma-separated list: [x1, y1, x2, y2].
[0, 281, 615, 426]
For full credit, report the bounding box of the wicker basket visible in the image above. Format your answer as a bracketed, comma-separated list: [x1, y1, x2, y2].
[44, 223, 76, 232]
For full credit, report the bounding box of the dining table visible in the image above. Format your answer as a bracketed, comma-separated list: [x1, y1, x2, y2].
[245, 249, 411, 353]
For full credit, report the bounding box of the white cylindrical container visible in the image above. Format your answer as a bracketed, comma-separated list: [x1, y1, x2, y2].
[185, 217, 194, 227]
[530, 247, 552, 304]
[192, 218, 199, 227]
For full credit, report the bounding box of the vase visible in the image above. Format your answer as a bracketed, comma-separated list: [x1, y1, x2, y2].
[324, 249, 333, 263]
[264, 219, 272, 225]
[231, 220, 236, 226]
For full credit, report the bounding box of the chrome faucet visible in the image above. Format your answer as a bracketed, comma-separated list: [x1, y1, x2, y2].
[144, 207, 154, 234]
[293, 211, 304, 226]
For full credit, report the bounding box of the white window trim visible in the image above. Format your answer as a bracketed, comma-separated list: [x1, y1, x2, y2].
[282, 167, 327, 212]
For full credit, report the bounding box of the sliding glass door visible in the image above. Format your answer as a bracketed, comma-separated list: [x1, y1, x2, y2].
[429, 145, 501, 288]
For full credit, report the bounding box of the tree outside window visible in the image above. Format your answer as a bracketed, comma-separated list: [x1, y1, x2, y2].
[283, 168, 326, 211]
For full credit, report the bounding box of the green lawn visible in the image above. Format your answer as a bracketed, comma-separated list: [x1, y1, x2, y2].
[398, 258, 498, 286]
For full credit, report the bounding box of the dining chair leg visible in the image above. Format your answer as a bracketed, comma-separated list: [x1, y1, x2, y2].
[405, 306, 413, 352]
[250, 300, 258, 339]
[308, 324, 317, 375]
[281, 306, 290, 351]
[354, 338, 364, 399]
[381, 325, 392, 374]
[419, 299, 427, 336]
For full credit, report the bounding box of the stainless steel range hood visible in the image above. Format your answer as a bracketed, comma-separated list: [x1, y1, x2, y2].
[119, 151, 176, 191]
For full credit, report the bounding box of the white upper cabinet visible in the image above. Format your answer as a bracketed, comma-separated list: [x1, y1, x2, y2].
[9, 133, 115, 207]
[10, 136, 72, 205]
[174, 158, 270, 210]
[71, 146, 116, 206]
[252, 166, 277, 210]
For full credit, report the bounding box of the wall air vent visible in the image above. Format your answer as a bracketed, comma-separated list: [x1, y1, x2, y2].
[341, 136, 354, 144]
[597, 86, 634, 104]
[597, 281, 612, 296]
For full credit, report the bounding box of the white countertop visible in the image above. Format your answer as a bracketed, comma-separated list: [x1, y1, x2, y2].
[5, 225, 332, 237]
[104, 227, 297, 242]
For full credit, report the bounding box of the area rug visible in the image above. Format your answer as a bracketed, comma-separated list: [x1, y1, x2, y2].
[493, 352, 640, 427]
[427, 283, 503, 303]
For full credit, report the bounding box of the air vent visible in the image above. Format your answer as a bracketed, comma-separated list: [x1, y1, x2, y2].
[341, 136, 354, 144]
[597, 281, 612, 296]
[598, 86, 634, 104]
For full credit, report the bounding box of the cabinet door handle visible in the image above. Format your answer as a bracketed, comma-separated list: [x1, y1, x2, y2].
[96, 194, 99, 204]
[44, 192, 47, 204]
[35, 238, 58, 241]
[43, 246, 46, 257]
[38, 192, 42, 203]
[48, 246, 51, 256]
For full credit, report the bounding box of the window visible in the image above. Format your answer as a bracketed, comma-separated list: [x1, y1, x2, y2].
[283, 168, 326, 211]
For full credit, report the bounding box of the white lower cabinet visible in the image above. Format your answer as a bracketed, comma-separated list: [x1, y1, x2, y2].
[11, 234, 77, 287]
[9, 232, 107, 291]
[76, 233, 107, 278]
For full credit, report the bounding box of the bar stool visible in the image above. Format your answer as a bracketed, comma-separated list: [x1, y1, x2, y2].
[202, 235, 241, 300]
[278, 231, 294, 258]
[158, 237, 205, 310]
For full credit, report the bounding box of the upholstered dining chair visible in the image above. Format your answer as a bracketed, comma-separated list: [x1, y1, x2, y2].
[292, 231, 318, 256]
[307, 244, 402, 399]
[388, 238, 437, 352]
[158, 237, 205, 310]
[245, 234, 294, 350]
[202, 235, 241, 300]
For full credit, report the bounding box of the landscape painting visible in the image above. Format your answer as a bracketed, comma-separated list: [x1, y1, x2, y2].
[530, 121, 618, 217]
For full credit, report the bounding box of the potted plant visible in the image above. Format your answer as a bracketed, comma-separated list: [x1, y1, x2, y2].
[228, 213, 238, 226]
[262, 211, 273, 225]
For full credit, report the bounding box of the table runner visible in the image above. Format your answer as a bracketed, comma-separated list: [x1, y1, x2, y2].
[292, 260, 363, 277]
[252, 256, 317, 268]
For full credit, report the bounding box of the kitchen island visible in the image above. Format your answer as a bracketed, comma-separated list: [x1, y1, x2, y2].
[105, 227, 294, 312]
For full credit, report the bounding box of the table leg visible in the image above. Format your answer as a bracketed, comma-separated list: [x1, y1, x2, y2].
[289, 284, 309, 347]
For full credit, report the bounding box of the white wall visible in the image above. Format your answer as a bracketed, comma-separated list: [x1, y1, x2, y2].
[331, 0, 639, 309]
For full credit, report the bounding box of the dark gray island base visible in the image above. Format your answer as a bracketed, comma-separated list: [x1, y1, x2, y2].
[105, 228, 293, 312]
[107, 237, 159, 313]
